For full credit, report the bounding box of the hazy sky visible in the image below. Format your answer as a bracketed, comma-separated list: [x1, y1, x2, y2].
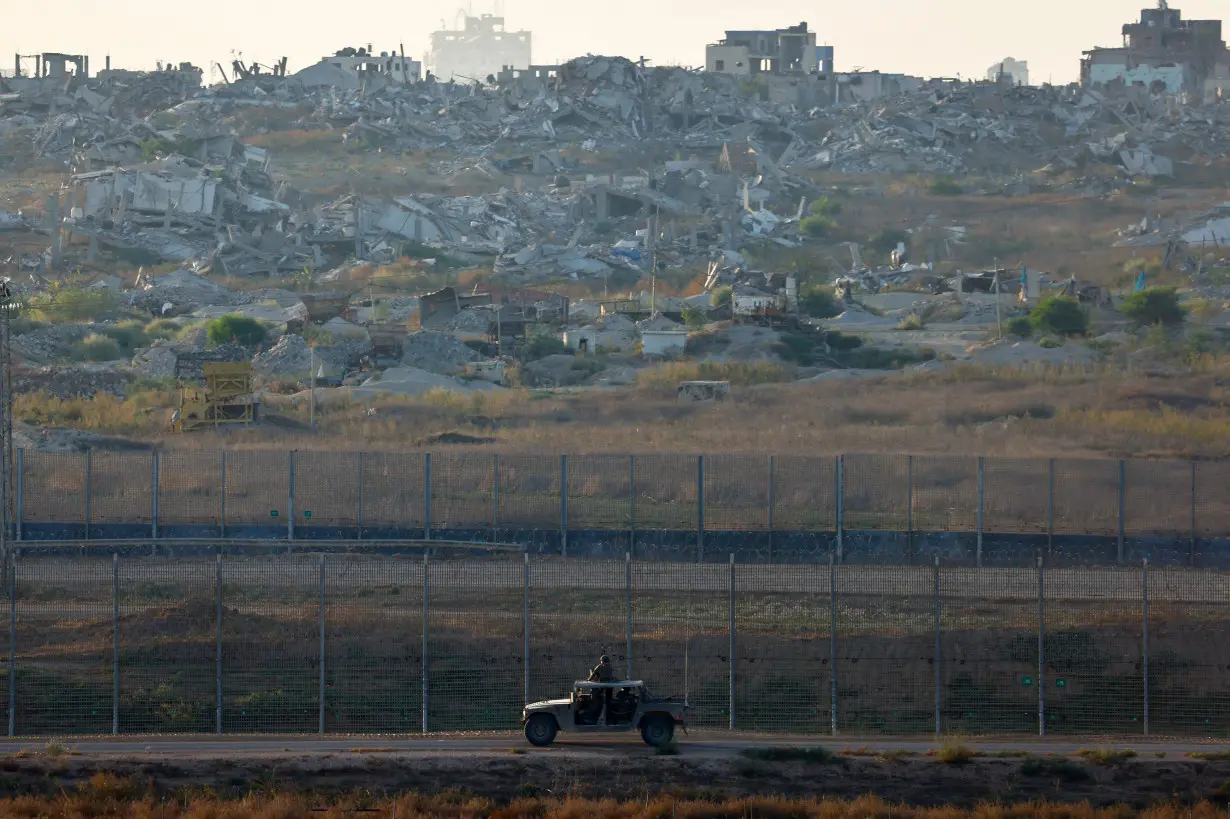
[3, 0, 1225, 86]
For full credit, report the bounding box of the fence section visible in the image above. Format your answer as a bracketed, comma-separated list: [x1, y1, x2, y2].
[1, 553, 1229, 737]
[11, 451, 1230, 564]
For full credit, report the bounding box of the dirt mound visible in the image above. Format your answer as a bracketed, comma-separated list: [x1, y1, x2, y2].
[402, 331, 481, 375]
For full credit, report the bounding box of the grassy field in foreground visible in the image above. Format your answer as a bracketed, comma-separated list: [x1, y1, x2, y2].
[0, 788, 1222, 819]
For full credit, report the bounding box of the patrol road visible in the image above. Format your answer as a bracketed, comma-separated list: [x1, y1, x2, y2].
[0, 734, 1225, 758]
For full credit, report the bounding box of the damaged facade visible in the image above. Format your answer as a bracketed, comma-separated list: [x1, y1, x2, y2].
[293, 47, 421, 89]
[1082, 2, 1229, 101]
[429, 14, 531, 82]
[706, 22, 834, 76]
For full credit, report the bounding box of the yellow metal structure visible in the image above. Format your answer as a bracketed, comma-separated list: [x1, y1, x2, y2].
[171, 362, 257, 433]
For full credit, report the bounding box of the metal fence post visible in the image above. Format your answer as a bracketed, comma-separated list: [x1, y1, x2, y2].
[1037, 555, 1046, 737]
[112, 553, 119, 736]
[1117, 460, 1126, 564]
[697, 456, 705, 564]
[625, 552, 632, 680]
[829, 553, 838, 736]
[523, 553, 530, 706]
[14, 449, 22, 542]
[835, 455, 844, 564]
[1185, 459, 1195, 568]
[1142, 557, 1150, 736]
[151, 452, 160, 539]
[287, 452, 296, 540]
[1046, 459, 1055, 556]
[767, 456, 775, 563]
[728, 553, 735, 731]
[423, 454, 432, 541]
[84, 449, 92, 540]
[421, 552, 429, 734]
[976, 457, 985, 567]
[628, 455, 635, 558]
[220, 452, 227, 539]
[560, 455, 568, 558]
[215, 550, 222, 735]
[906, 455, 913, 558]
[934, 556, 941, 736]
[318, 553, 325, 736]
[492, 454, 500, 532]
[356, 452, 364, 539]
[7, 550, 14, 737]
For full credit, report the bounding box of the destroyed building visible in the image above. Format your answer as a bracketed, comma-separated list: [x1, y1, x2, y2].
[705, 22, 834, 76]
[986, 57, 1030, 86]
[1082, 2, 1230, 101]
[429, 14, 531, 82]
[13, 52, 88, 79]
[294, 47, 421, 90]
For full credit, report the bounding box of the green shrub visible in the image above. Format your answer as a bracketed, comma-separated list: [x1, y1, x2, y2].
[1005, 316, 1033, 338]
[681, 304, 708, 330]
[28, 287, 117, 321]
[1029, 297, 1088, 337]
[800, 285, 841, 318]
[712, 286, 732, 308]
[897, 313, 925, 331]
[868, 228, 910, 254]
[100, 321, 149, 354]
[144, 319, 182, 340]
[1119, 286, 1186, 326]
[773, 333, 817, 366]
[70, 334, 124, 362]
[800, 215, 836, 238]
[824, 331, 864, 352]
[206, 315, 267, 348]
[522, 334, 568, 362]
[809, 196, 842, 218]
[927, 177, 964, 196]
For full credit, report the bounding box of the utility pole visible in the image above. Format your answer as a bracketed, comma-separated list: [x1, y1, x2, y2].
[993, 258, 1003, 340]
[0, 280, 18, 583]
[308, 343, 316, 432]
[650, 211, 658, 315]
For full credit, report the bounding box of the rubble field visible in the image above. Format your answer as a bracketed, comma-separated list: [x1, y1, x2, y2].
[3, 54, 1229, 458]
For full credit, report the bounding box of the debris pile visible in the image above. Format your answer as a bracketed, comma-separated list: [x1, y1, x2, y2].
[12, 365, 134, 399]
[401, 331, 482, 375]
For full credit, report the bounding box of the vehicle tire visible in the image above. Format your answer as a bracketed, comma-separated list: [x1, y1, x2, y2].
[640, 715, 674, 747]
[524, 714, 558, 747]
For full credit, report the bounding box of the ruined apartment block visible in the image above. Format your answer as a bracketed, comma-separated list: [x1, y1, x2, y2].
[429, 14, 531, 83]
[985, 57, 1029, 86]
[1082, 1, 1229, 102]
[705, 22, 834, 77]
[294, 46, 421, 90]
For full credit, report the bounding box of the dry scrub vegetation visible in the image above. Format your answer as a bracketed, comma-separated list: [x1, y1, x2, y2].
[135, 362, 1230, 460]
[1, 787, 1228, 819]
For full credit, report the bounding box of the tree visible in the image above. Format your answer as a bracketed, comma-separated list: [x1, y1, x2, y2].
[800, 215, 836, 239]
[681, 304, 708, 331]
[1029, 297, 1088, 337]
[1120, 286, 1186, 326]
[800, 285, 841, 319]
[206, 315, 267, 348]
[712, 287, 732, 308]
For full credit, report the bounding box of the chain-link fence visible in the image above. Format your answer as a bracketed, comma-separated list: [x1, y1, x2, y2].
[11, 451, 1227, 566]
[0, 551, 1226, 738]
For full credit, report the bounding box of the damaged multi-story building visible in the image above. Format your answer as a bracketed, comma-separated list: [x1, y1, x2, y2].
[428, 13, 531, 83]
[1081, 1, 1230, 102]
[705, 22, 834, 76]
[294, 46, 421, 90]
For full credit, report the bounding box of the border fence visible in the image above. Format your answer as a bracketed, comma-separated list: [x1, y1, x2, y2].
[11, 450, 1230, 565]
[2, 551, 1228, 738]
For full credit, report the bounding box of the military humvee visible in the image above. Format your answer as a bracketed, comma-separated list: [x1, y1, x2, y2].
[522, 680, 687, 747]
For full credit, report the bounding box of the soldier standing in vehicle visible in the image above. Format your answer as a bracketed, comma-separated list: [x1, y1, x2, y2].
[588, 655, 616, 724]
[589, 655, 616, 682]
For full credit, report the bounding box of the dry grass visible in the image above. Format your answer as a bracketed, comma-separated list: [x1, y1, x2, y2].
[1076, 748, 1138, 765]
[137, 360, 1230, 461]
[933, 742, 976, 765]
[0, 789, 1222, 818]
